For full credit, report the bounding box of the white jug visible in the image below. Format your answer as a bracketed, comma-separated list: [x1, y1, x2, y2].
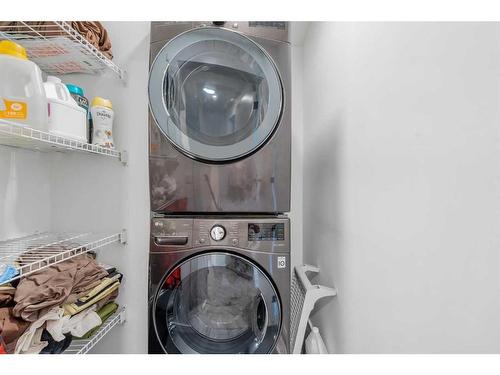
[0, 40, 48, 130]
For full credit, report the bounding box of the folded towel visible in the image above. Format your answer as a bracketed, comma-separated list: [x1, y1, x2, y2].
[62, 274, 121, 316]
[69, 22, 113, 59]
[76, 302, 118, 339]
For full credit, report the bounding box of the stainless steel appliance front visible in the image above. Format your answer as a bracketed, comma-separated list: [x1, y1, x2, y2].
[148, 22, 291, 214]
[148, 217, 290, 354]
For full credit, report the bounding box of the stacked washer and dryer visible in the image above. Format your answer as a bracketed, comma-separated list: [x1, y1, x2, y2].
[147, 21, 292, 354]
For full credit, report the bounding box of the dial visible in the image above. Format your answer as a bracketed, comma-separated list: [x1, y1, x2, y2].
[210, 225, 226, 241]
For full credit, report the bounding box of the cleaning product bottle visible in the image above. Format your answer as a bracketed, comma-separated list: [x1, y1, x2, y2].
[66, 84, 91, 143]
[91, 97, 114, 148]
[0, 40, 47, 130]
[305, 326, 328, 354]
[44, 76, 86, 142]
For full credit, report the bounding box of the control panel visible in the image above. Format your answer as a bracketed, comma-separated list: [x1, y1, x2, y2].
[152, 217, 289, 252]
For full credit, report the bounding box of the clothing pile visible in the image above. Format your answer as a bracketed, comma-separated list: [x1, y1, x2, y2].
[0, 253, 122, 354]
[0, 21, 113, 59]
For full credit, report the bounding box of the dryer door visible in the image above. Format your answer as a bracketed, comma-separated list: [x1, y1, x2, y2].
[148, 27, 283, 162]
[153, 252, 281, 353]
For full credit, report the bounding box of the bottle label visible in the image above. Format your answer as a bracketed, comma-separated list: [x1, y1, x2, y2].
[0, 99, 27, 120]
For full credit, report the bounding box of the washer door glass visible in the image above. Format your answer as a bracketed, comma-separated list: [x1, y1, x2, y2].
[148, 27, 283, 162]
[153, 252, 281, 354]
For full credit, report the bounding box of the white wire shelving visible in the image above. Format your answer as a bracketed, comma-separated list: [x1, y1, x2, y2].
[0, 119, 128, 164]
[64, 307, 126, 354]
[0, 21, 126, 81]
[0, 230, 127, 285]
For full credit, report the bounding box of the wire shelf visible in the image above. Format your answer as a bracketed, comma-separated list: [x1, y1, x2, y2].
[64, 307, 126, 354]
[0, 21, 125, 80]
[0, 230, 127, 285]
[0, 119, 127, 164]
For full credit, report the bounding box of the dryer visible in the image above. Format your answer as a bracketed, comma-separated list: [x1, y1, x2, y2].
[148, 216, 290, 354]
[148, 22, 291, 214]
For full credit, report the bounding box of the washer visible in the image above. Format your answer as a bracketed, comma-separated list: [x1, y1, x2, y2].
[148, 22, 291, 214]
[148, 216, 290, 354]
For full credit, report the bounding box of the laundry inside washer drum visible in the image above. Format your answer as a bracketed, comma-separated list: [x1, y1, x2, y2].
[165, 264, 273, 353]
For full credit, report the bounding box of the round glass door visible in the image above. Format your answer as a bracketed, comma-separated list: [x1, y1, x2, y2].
[153, 252, 281, 354]
[148, 27, 283, 162]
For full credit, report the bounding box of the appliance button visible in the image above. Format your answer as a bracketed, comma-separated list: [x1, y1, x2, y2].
[232, 239, 239, 246]
[200, 238, 206, 244]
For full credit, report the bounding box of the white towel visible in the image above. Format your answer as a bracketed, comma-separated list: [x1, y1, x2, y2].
[46, 304, 102, 340]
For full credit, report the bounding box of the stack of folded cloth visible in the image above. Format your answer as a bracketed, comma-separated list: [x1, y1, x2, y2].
[0, 253, 122, 354]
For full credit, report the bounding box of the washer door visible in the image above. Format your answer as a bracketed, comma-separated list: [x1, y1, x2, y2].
[148, 27, 283, 162]
[153, 252, 281, 354]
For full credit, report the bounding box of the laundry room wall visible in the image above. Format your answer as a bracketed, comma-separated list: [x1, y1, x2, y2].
[49, 21, 151, 353]
[0, 148, 52, 240]
[301, 22, 500, 353]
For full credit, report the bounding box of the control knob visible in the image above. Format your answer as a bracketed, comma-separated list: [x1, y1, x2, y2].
[210, 225, 226, 241]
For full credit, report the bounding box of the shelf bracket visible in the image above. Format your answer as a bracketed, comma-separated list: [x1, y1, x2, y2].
[119, 308, 127, 324]
[119, 229, 128, 245]
[120, 150, 128, 166]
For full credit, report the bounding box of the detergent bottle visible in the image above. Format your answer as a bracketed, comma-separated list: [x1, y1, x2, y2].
[0, 40, 47, 130]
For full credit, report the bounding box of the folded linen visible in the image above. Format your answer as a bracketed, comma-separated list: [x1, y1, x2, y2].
[70, 22, 113, 59]
[13, 254, 107, 322]
[46, 304, 102, 340]
[63, 273, 122, 316]
[76, 302, 118, 339]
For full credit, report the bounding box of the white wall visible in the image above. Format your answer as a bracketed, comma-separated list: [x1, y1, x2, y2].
[302, 22, 500, 353]
[0, 148, 52, 240]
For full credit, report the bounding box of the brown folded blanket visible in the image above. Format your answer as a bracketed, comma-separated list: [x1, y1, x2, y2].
[13, 254, 108, 322]
[0, 21, 113, 60]
[70, 21, 113, 60]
